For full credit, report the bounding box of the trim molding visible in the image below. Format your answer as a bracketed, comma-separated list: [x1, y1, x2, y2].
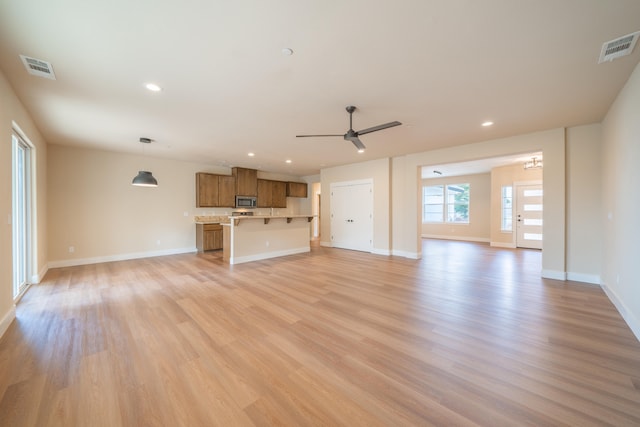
[490, 241, 517, 248]
[601, 283, 640, 342]
[0, 306, 16, 339]
[391, 249, 421, 259]
[32, 263, 49, 284]
[422, 234, 490, 243]
[371, 248, 392, 256]
[48, 247, 197, 268]
[541, 269, 567, 281]
[230, 247, 310, 265]
[567, 272, 601, 285]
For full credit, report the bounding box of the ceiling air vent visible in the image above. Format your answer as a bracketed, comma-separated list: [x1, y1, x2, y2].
[598, 31, 640, 63]
[19, 55, 56, 80]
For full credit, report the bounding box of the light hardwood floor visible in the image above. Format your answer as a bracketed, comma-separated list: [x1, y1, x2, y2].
[1, 240, 639, 426]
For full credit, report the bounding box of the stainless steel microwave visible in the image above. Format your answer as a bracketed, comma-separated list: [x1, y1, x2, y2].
[235, 195, 257, 208]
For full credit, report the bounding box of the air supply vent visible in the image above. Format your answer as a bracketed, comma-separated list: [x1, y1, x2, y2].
[19, 55, 56, 80]
[598, 31, 640, 63]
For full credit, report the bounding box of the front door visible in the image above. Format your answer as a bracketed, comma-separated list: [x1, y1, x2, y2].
[516, 184, 543, 249]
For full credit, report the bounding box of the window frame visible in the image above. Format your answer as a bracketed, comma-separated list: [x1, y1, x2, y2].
[422, 183, 470, 224]
[501, 185, 513, 232]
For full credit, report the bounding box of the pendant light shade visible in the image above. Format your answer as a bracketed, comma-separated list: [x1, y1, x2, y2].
[132, 137, 158, 187]
[132, 170, 158, 187]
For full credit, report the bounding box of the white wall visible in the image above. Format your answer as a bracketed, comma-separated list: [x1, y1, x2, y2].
[47, 144, 305, 267]
[601, 62, 640, 339]
[421, 173, 491, 242]
[0, 70, 48, 336]
[566, 124, 602, 284]
[392, 128, 566, 278]
[321, 158, 391, 254]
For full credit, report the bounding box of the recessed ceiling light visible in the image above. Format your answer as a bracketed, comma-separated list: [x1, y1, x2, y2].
[248, 152, 255, 157]
[281, 48, 294, 56]
[285, 159, 292, 163]
[482, 121, 494, 127]
[145, 83, 162, 92]
[357, 149, 365, 154]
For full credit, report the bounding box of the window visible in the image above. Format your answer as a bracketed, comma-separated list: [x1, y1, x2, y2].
[423, 185, 444, 222]
[423, 183, 469, 223]
[501, 186, 513, 231]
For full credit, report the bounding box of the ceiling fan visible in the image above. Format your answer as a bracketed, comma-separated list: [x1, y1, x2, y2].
[296, 106, 401, 152]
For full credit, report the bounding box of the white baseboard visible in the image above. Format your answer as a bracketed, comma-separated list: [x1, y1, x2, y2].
[490, 241, 517, 248]
[230, 247, 310, 265]
[422, 234, 490, 243]
[0, 306, 16, 339]
[391, 249, 421, 259]
[566, 272, 601, 285]
[601, 283, 640, 342]
[541, 269, 567, 281]
[48, 247, 198, 268]
[32, 263, 49, 284]
[371, 248, 391, 256]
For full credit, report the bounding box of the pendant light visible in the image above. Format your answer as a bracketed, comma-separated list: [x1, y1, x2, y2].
[523, 156, 543, 170]
[132, 137, 158, 187]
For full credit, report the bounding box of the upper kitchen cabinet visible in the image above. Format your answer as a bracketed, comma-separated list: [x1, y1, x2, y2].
[196, 173, 235, 207]
[232, 167, 258, 196]
[257, 179, 287, 208]
[286, 181, 308, 198]
[271, 180, 287, 207]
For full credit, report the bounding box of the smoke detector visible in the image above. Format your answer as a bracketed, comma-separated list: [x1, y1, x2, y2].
[19, 55, 56, 80]
[598, 31, 640, 63]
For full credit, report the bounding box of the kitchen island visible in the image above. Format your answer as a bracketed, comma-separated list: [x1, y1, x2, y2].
[222, 215, 314, 264]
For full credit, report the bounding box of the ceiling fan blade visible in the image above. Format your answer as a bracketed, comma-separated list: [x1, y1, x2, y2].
[345, 135, 366, 151]
[356, 121, 402, 136]
[296, 134, 344, 138]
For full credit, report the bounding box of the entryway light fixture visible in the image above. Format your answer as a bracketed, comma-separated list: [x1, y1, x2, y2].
[524, 157, 543, 170]
[132, 137, 158, 187]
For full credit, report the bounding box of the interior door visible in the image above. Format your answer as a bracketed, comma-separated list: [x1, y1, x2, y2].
[516, 184, 543, 249]
[330, 182, 373, 252]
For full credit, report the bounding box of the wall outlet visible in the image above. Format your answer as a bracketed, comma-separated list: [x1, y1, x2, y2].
[69, 246, 75, 253]
[266, 240, 270, 247]
[183, 211, 189, 217]
[156, 240, 161, 246]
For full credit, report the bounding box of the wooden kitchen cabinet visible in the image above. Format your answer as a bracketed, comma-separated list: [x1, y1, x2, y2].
[196, 173, 235, 207]
[257, 179, 272, 207]
[271, 180, 287, 208]
[196, 223, 223, 251]
[218, 175, 236, 207]
[232, 167, 257, 196]
[257, 179, 287, 208]
[286, 181, 308, 198]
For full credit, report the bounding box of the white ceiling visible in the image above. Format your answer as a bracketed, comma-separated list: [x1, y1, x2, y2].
[1, 1, 639, 177]
[421, 152, 543, 179]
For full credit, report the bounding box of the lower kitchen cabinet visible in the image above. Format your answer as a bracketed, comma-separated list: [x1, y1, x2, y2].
[196, 223, 223, 251]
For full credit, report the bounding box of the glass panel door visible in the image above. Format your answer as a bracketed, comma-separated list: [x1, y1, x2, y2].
[12, 134, 30, 298]
[516, 184, 543, 249]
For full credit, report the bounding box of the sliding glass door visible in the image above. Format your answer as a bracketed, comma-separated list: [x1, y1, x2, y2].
[12, 133, 31, 298]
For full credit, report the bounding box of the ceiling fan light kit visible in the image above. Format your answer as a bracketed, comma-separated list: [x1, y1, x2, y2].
[296, 105, 401, 152]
